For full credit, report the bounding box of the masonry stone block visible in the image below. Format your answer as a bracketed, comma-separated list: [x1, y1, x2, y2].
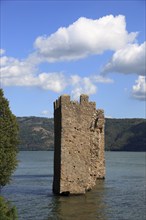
[53, 94, 105, 195]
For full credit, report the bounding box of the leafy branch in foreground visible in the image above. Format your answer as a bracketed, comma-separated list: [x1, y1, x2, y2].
[0, 196, 18, 220]
[0, 88, 19, 188]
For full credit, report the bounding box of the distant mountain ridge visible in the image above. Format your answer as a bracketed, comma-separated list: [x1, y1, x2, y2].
[17, 117, 54, 151]
[105, 118, 146, 151]
[17, 117, 146, 151]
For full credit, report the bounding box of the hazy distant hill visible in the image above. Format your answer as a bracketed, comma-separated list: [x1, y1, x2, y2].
[17, 117, 54, 151]
[105, 118, 146, 151]
[17, 117, 146, 151]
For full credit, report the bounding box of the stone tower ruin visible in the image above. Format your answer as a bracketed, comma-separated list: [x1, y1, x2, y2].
[53, 94, 105, 195]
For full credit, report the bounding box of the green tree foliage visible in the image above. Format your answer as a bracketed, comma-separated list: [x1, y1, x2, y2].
[0, 196, 18, 220]
[0, 89, 19, 188]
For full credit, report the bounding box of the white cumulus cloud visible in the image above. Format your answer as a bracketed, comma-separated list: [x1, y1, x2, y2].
[71, 77, 97, 100]
[92, 75, 114, 83]
[0, 49, 5, 56]
[1, 14, 144, 103]
[0, 50, 113, 93]
[34, 15, 137, 62]
[102, 42, 146, 76]
[70, 75, 113, 100]
[132, 76, 146, 101]
[0, 55, 37, 86]
[38, 72, 67, 92]
[70, 74, 114, 99]
[0, 53, 67, 92]
[41, 110, 50, 116]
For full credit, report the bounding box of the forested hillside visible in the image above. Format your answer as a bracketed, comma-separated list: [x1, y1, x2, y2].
[105, 118, 146, 151]
[17, 117, 146, 151]
[17, 117, 54, 150]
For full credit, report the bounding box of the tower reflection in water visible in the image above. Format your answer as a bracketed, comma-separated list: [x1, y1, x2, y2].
[48, 180, 107, 220]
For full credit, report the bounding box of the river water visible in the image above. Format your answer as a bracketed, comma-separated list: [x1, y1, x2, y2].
[2, 151, 146, 220]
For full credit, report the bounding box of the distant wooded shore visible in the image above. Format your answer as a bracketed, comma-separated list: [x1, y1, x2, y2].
[17, 117, 146, 151]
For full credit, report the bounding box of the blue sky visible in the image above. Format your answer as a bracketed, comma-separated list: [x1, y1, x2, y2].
[0, 0, 145, 118]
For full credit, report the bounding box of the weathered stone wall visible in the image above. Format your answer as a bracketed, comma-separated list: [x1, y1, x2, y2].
[53, 94, 105, 195]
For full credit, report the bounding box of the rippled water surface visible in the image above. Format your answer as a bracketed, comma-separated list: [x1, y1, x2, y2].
[2, 151, 146, 220]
